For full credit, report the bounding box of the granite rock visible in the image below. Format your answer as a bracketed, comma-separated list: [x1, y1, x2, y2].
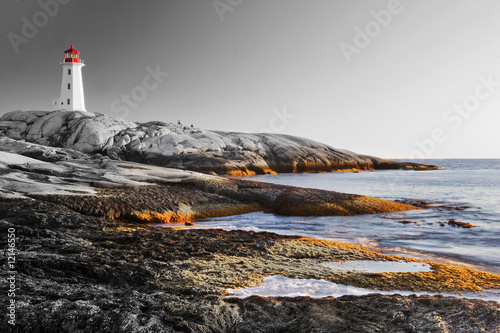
[1, 110, 136, 154]
[0, 110, 437, 175]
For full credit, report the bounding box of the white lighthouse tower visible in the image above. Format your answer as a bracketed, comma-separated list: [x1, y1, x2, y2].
[53, 45, 86, 111]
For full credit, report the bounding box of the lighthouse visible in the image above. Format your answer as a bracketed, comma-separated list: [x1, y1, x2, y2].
[53, 45, 86, 111]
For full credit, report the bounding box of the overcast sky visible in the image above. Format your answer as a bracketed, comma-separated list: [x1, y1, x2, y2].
[1, 0, 499, 158]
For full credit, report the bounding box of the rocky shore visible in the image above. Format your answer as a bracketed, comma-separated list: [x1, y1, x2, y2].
[1, 197, 499, 332]
[0, 110, 437, 175]
[0, 136, 418, 218]
[1, 111, 498, 332]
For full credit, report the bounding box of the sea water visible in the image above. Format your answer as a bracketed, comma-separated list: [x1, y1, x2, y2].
[199, 159, 500, 274]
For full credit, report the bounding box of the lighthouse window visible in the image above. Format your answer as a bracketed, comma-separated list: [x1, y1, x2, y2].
[67, 99, 71, 105]
[68, 69, 71, 75]
[68, 83, 71, 89]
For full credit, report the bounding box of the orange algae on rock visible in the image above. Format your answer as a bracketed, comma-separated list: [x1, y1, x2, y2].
[261, 168, 278, 175]
[324, 262, 500, 293]
[290, 237, 375, 254]
[188, 202, 262, 220]
[346, 196, 420, 214]
[278, 237, 500, 293]
[131, 210, 194, 223]
[416, 263, 500, 292]
[130, 202, 262, 224]
[225, 167, 277, 176]
[273, 193, 419, 216]
[226, 169, 257, 176]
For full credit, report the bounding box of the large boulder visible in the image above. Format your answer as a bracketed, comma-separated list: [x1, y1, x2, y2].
[66, 114, 136, 153]
[0, 110, 136, 153]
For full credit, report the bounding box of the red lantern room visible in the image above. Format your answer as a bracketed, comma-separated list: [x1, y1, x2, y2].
[64, 45, 81, 63]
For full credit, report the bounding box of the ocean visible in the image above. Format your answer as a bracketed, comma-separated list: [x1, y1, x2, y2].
[199, 159, 500, 274]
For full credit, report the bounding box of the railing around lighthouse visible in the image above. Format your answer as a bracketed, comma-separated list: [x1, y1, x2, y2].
[60, 59, 84, 64]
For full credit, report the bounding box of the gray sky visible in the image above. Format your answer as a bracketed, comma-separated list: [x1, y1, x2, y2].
[1, 0, 500, 158]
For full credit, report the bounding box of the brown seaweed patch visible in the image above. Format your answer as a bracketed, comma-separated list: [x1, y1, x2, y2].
[276, 237, 500, 293]
[447, 218, 476, 228]
[321, 262, 500, 294]
[130, 203, 262, 223]
[226, 272, 283, 291]
[399, 220, 418, 224]
[417, 263, 500, 292]
[274, 194, 419, 216]
[131, 209, 194, 223]
[30, 184, 261, 223]
[395, 199, 432, 208]
[289, 237, 376, 254]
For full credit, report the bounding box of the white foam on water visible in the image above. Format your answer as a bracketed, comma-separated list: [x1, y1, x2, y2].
[226, 275, 500, 303]
[322, 260, 432, 273]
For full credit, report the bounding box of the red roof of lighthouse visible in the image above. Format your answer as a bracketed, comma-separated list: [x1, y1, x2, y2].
[64, 45, 80, 54]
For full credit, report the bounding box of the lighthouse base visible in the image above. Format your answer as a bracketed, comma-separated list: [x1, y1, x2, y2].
[53, 98, 86, 112]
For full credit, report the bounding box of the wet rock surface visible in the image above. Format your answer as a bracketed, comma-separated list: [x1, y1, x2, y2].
[227, 295, 500, 333]
[1, 110, 438, 175]
[1, 199, 499, 333]
[0, 136, 418, 217]
[446, 218, 476, 228]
